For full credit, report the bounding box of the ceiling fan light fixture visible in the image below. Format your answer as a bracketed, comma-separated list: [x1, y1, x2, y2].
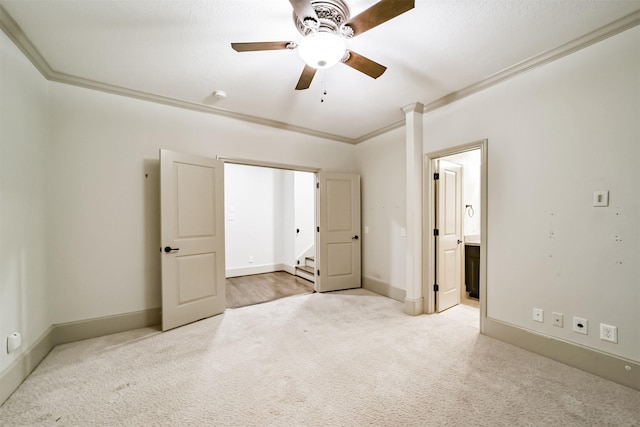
[298, 32, 345, 69]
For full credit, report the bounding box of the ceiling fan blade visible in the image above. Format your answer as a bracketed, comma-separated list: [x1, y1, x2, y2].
[343, 51, 387, 79]
[345, 0, 415, 36]
[295, 65, 317, 90]
[289, 0, 318, 22]
[231, 41, 292, 52]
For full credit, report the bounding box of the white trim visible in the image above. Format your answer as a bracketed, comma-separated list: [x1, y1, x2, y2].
[217, 156, 320, 173]
[484, 318, 640, 391]
[225, 263, 294, 278]
[403, 103, 424, 314]
[421, 10, 640, 116]
[1, 5, 638, 145]
[404, 297, 424, 316]
[0, 326, 55, 404]
[362, 277, 406, 302]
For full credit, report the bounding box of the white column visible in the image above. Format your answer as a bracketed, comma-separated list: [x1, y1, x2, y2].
[402, 103, 424, 315]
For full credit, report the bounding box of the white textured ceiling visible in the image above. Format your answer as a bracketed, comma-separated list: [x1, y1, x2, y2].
[1, 0, 639, 142]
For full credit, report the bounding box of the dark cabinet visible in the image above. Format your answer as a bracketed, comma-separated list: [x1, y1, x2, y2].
[465, 244, 480, 299]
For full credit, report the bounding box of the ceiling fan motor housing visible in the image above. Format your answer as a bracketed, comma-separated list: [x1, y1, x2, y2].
[295, 0, 353, 37]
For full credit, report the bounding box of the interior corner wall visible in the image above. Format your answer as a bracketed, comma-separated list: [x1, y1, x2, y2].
[47, 82, 358, 325]
[0, 30, 51, 374]
[355, 127, 407, 291]
[224, 164, 294, 276]
[422, 26, 639, 362]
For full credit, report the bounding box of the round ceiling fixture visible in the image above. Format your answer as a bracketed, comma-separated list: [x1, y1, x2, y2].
[297, 32, 346, 69]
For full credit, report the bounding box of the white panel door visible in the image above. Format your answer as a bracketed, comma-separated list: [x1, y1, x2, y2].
[316, 172, 361, 292]
[160, 149, 226, 331]
[436, 160, 463, 312]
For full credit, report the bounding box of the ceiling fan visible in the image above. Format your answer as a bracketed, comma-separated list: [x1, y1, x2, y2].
[231, 0, 415, 90]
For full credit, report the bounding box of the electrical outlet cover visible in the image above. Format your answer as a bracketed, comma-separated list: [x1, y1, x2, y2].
[552, 312, 564, 327]
[600, 324, 618, 343]
[7, 332, 21, 354]
[533, 308, 544, 323]
[573, 317, 588, 335]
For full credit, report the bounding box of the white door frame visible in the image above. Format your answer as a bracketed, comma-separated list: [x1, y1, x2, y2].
[424, 140, 488, 332]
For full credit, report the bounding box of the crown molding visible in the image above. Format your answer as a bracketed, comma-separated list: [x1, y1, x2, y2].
[2, 6, 639, 145]
[422, 9, 640, 114]
[0, 5, 355, 145]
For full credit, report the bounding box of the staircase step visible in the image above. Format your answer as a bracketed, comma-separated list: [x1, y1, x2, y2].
[295, 265, 315, 283]
[305, 256, 315, 268]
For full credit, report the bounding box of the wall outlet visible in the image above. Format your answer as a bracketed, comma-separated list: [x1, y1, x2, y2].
[600, 323, 618, 343]
[7, 332, 21, 354]
[573, 317, 588, 335]
[248, 256, 254, 264]
[532, 308, 544, 323]
[552, 312, 564, 327]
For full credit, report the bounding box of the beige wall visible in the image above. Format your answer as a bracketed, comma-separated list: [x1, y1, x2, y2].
[47, 82, 358, 324]
[0, 30, 51, 374]
[355, 127, 407, 293]
[422, 26, 639, 361]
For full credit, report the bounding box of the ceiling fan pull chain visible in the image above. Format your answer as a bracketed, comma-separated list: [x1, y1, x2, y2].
[320, 72, 328, 103]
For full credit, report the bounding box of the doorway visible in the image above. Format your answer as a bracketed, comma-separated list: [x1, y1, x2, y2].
[223, 163, 316, 280]
[223, 163, 316, 308]
[424, 140, 487, 331]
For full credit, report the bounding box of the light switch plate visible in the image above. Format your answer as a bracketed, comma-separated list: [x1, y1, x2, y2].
[593, 191, 609, 207]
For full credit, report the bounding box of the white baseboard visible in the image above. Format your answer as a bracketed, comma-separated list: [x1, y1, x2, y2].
[483, 317, 640, 391]
[282, 264, 296, 275]
[0, 325, 55, 404]
[362, 276, 406, 302]
[53, 308, 161, 345]
[226, 263, 294, 278]
[0, 308, 161, 405]
[403, 297, 424, 316]
[3, 303, 637, 407]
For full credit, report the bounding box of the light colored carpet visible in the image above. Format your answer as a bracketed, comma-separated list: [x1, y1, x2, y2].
[1, 289, 638, 426]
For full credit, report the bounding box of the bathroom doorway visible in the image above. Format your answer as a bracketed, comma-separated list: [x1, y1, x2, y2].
[425, 140, 487, 330]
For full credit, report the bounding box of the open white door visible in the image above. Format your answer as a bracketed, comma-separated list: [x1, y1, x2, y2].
[160, 149, 226, 331]
[435, 160, 463, 312]
[316, 172, 361, 292]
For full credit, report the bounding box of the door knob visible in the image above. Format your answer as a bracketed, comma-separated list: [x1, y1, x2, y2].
[164, 246, 179, 253]
[457, 240, 463, 244]
[352, 235, 359, 240]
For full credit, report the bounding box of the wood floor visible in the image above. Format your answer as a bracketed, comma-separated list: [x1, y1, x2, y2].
[226, 271, 315, 309]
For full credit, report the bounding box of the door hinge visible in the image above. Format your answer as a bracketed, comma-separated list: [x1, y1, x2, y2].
[434, 284, 439, 292]
[316, 182, 319, 189]
[434, 173, 439, 180]
[433, 229, 439, 236]
[317, 226, 320, 232]
[317, 270, 320, 276]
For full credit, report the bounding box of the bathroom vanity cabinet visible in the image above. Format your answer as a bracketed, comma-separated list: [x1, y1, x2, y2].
[465, 244, 480, 299]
